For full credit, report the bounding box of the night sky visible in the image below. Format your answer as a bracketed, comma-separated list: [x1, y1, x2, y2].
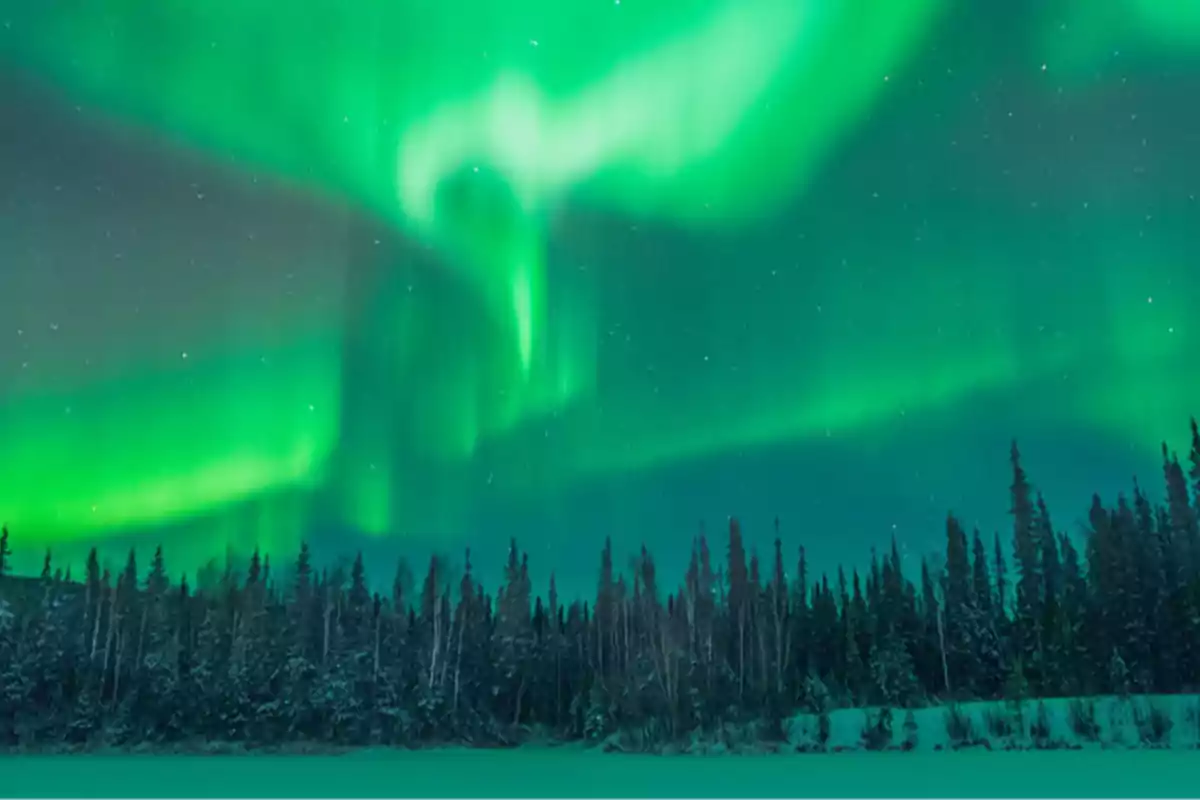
[1, 0, 1198, 596]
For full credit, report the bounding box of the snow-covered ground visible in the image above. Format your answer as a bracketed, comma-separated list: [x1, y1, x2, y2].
[3, 748, 1199, 797]
[791, 694, 1200, 752]
[5, 697, 1198, 797]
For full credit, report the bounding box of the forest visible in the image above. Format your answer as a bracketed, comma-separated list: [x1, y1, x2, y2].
[1, 420, 1199, 752]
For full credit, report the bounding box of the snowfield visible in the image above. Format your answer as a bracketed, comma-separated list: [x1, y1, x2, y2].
[5, 696, 1200, 797]
[795, 694, 1200, 752]
[2, 747, 1199, 798]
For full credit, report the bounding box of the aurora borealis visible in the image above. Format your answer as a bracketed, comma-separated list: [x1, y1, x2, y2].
[1, 0, 1198, 592]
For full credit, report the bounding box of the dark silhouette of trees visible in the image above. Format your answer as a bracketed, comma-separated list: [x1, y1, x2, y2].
[1009, 442, 1041, 690]
[2, 421, 1200, 750]
[0, 525, 10, 578]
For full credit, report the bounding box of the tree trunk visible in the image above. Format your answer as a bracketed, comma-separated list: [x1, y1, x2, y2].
[513, 677, 526, 727]
[112, 630, 125, 705]
[757, 619, 768, 698]
[596, 606, 604, 677]
[90, 587, 104, 661]
[937, 603, 951, 695]
[452, 607, 466, 712]
[737, 604, 746, 700]
[685, 592, 697, 660]
[438, 605, 455, 689]
[773, 615, 783, 695]
[428, 595, 442, 692]
[101, 593, 117, 698]
[624, 604, 633, 681]
[372, 612, 382, 681]
[783, 624, 793, 695]
[554, 643, 562, 724]
[322, 591, 332, 667]
[136, 602, 149, 669]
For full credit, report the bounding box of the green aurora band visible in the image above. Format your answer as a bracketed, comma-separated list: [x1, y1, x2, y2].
[0, 0, 1198, 563]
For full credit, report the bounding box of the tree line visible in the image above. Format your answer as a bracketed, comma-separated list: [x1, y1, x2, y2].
[1, 419, 1199, 750]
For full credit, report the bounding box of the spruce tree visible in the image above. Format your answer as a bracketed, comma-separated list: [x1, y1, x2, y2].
[0, 525, 10, 578]
[1190, 417, 1200, 501]
[788, 545, 810, 686]
[347, 551, 370, 648]
[918, 559, 944, 695]
[942, 514, 973, 693]
[971, 529, 992, 619]
[992, 530, 1008, 620]
[147, 545, 168, 598]
[1035, 494, 1063, 692]
[727, 518, 750, 699]
[1009, 442, 1041, 681]
[595, 536, 615, 678]
[1130, 483, 1164, 687]
[1058, 533, 1090, 693]
[769, 533, 788, 696]
[1163, 445, 1199, 579]
[944, 515, 971, 614]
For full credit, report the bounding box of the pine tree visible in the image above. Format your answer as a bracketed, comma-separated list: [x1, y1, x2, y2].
[1058, 533, 1090, 693]
[1084, 494, 1114, 682]
[1036, 495, 1061, 607]
[347, 551, 370, 649]
[842, 569, 867, 701]
[0, 525, 10, 578]
[1163, 444, 1199, 580]
[916, 559, 941, 692]
[494, 541, 533, 728]
[788, 545, 810, 691]
[882, 539, 907, 640]
[727, 518, 750, 700]
[1131, 482, 1165, 688]
[971, 529, 992, 619]
[595, 536, 615, 679]
[968, 529, 1003, 697]
[993, 531, 1008, 620]
[1113, 497, 1144, 687]
[391, 556, 410, 614]
[419, 554, 444, 694]
[942, 514, 973, 693]
[1009, 442, 1041, 682]
[1190, 417, 1200, 502]
[944, 515, 971, 613]
[1035, 494, 1063, 693]
[769, 531, 788, 697]
[147, 546, 168, 598]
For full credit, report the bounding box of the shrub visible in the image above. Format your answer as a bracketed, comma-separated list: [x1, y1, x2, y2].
[1106, 695, 1133, 743]
[1184, 700, 1200, 746]
[816, 710, 831, 750]
[861, 707, 893, 751]
[983, 706, 1017, 739]
[760, 696, 788, 743]
[1134, 701, 1173, 747]
[1068, 698, 1100, 742]
[943, 703, 975, 747]
[1030, 701, 1052, 747]
[804, 674, 831, 714]
[902, 709, 919, 751]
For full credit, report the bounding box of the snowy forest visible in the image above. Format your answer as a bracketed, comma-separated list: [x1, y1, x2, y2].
[1, 420, 1200, 752]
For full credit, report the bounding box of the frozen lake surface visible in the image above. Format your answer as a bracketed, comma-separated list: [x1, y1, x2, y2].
[3, 748, 1199, 798]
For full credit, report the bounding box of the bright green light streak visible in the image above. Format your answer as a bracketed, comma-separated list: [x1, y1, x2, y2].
[0, 343, 340, 539]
